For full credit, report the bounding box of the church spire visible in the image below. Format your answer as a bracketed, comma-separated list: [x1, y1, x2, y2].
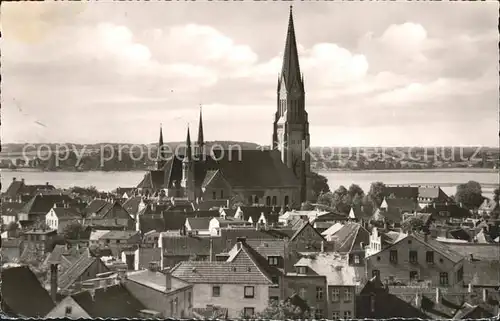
[156, 124, 167, 170]
[184, 125, 192, 162]
[280, 5, 302, 90]
[197, 105, 204, 152]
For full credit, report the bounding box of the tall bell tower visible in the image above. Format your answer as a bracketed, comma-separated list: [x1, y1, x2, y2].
[272, 6, 311, 202]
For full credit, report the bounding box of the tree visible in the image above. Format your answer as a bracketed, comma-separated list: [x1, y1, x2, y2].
[309, 172, 330, 202]
[255, 299, 311, 320]
[367, 181, 386, 208]
[348, 184, 365, 199]
[62, 221, 84, 240]
[70, 185, 100, 198]
[401, 216, 426, 233]
[491, 188, 500, 219]
[455, 181, 484, 209]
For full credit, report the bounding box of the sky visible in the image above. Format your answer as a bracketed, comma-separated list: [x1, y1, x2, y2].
[1, 1, 498, 147]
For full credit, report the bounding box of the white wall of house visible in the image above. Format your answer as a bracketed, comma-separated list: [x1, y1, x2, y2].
[45, 209, 59, 230]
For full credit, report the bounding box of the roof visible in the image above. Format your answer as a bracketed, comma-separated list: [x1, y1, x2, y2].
[126, 269, 191, 293]
[19, 194, 74, 216]
[463, 260, 500, 287]
[383, 197, 420, 212]
[161, 235, 219, 256]
[436, 242, 500, 260]
[244, 239, 288, 257]
[384, 186, 419, 199]
[295, 252, 365, 286]
[99, 230, 140, 240]
[418, 186, 446, 199]
[235, 206, 280, 225]
[51, 207, 81, 219]
[4, 180, 56, 199]
[330, 222, 370, 253]
[171, 248, 274, 285]
[1, 202, 24, 216]
[89, 230, 111, 241]
[186, 216, 213, 230]
[410, 234, 464, 263]
[71, 284, 146, 318]
[139, 214, 166, 233]
[58, 249, 108, 290]
[1, 265, 55, 317]
[84, 199, 109, 216]
[122, 196, 145, 215]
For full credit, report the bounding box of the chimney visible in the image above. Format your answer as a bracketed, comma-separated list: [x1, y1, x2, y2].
[165, 268, 172, 291]
[148, 261, 158, 272]
[50, 264, 58, 302]
[482, 288, 488, 302]
[209, 238, 213, 262]
[320, 241, 325, 253]
[435, 287, 441, 304]
[469, 254, 474, 261]
[424, 233, 428, 243]
[13, 177, 16, 181]
[46, 182, 49, 186]
[468, 283, 473, 293]
[21, 178, 25, 184]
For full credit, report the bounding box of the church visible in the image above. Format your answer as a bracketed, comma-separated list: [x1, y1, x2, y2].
[137, 7, 312, 208]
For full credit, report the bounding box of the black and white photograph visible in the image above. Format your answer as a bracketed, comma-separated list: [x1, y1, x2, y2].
[0, 1, 499, 319]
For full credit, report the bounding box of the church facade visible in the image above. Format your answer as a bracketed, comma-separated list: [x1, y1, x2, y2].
[137, 7, 312, 208]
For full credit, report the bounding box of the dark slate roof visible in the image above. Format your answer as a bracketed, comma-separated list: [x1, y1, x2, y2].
[1, 202, 24, 216]
[196, 200, 227, 211]
[84, 199, 109, 216]
[236, 206, 280, 224]
[421, 203, 471, 219]
[418, 186, 449, 200]
[330, 222, 370, 253]
[1, 265, 55, 317]
[122, 196, 146, 215]
[437, 243, 500, 260]
[19, 194, 74, 215]
[412, 233, 464, 263]
[384, 197, 420, 212]
[139, 214, 166, 233]
[71, 284, 146, 318]
[161, 236, 222, 256]
[244, 239, 287, 257]
[384, 186, 419, 199]
[100, 230, 140, 240]
[137, 170, 165, 190]
[52, 207, 81, 219]
[4, 180, 56, 199]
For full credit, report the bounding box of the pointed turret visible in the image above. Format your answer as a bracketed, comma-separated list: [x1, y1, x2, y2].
[197, 105, 204, 155]
[184, 125, 192, 162]
[280, 5, 302, 90]
[156, 124, 167, 170]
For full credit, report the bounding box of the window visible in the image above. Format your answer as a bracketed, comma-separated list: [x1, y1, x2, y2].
[410, 271, 418, 281]
[213, 191, 216, 200]
[457, 266, 464, 282]
[372, 270, 380, 278]
[344, 311, 352, 319]
[316, 287, 323, 300]
[389, 250, 398, 263]
[188, 292, 192, 308]
[243, 307, 254, 318]
[220, 190, 223, 199]
[354, 255, 360, 264]
[65, 306, 72, 315]
[440, 272, 449, 286]
[297, 266, 307, 274]
[284, 195, 289, 206]
[315, 308, 324, 319]
[409, 250, 418, 264]
[212, 286, 221, 297]
[174, 298, 178, 315]
[244, 286, 255, 298]
[299, 288, 307, 298]
[426, 251, 434, 264]
[170, 300, 174, 314]
[370, 295, 376, 312]
[268, 256, 279, 266]
[331, 288, 340, 302]
[332, 311, 340, 320]
[271, 276, 279, 286]
[272, 196, 277, 206]
[266, 196, 271, 206]
[344, 288, 352, 302]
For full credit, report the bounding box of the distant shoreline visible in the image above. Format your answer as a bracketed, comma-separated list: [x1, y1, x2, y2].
[1, 167, 497, 174]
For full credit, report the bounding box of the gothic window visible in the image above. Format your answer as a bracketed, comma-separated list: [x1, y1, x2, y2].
[266, 196, 271, 206]
[248, 196, 253, 204]
[272, 196, 277, 206]
[284, 195, 289, 206]
[220, 190, 224, 199]
[254, 196, 259, 204]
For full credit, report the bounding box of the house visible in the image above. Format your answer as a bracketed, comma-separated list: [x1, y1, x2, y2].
[1, 265, 56, 317]
[45, 204, 82, 233]
[366, 232, 465, 289]
[384, 185, 451, 208]
[284, 266, 328, 318]
[233, 206, 280, 226]
[294, 252, 365, 320]
[328, 222, 370, 253]
[95, 230, 142, 259]
[208, 216, 252, 235]
[57, 248, 110, 294]
[356, 275, 430, 319]
[159, 235, 218, 269]
[310, 212, 349, 233]
[83, 200, 135, 230]
[478, 198, 498, 216]
[420, 202, 471, 222]
[279, 209, 328, 226]
[113, 187, 136, 199]
[121, 196, 148, 216]
[21, 228, 58, 253]
[171, 241, 274, 318]
[17, 193, 75, 226]
[347, 205, 372, 222]
[89, 229, 111, 247]
[46, 284, 147, 318]
[123, 263, 193, 318]
[374, 197, 420, 227]
[2, 177, 55, 202]
[1, 201, 24, 226]
[321, 222, 344, 241]
[185, 217, 213, 235]
[436, 242, 500, 261]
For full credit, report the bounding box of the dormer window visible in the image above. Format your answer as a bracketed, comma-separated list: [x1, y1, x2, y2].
[268, 256, 279, 266]
[297, 266, 307, 274]
[354, 255, 360, 264]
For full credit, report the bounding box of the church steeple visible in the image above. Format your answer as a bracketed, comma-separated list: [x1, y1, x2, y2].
[156, 124, 167, 170]
[280, 5, 302, 91]
[184, 125, 192, 162]
[181, 125, 195, 201]
[197, 105, 204, 155]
